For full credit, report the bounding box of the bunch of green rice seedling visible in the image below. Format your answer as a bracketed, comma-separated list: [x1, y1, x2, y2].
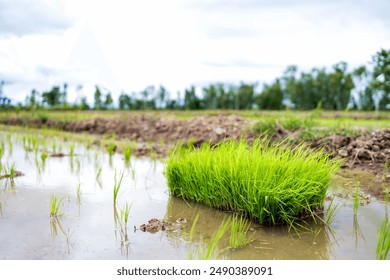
[376, 218, 390, 260]
[50, 195, 64, 217]
[165, 139, 339, 226]
[229, 215, 254, 249]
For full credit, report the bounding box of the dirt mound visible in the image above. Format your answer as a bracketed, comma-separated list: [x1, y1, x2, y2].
[64, 114, 250, 156]
[311, 129, 390, 178]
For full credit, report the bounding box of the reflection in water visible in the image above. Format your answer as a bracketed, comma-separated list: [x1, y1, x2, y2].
[1, 129, 389, 259]
[50, 216, 73, 254]
[113, 204, 132, 258]
[164, 196, 333, 259]
[353, 215, 365, 247]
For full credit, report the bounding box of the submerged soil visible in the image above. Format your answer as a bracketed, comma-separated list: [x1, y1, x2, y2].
[2, 113, 390, 183]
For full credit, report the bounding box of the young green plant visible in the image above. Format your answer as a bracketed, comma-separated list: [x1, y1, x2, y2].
[166, 139, 339, 226]
[50, 195, 64, 217]
[113, 170, 124, 206]
[229, 215, 255, 249]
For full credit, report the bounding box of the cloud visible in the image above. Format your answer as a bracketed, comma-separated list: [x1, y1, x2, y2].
[0, 0, 75, 37]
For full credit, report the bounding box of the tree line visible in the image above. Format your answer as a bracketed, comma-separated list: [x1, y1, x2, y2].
[2, 48, 389, 111]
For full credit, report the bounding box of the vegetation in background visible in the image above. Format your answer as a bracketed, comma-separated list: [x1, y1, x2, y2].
[2, 48, 389, 112]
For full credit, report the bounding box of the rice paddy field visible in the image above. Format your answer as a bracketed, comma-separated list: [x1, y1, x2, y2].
[0, 110, 389, 260]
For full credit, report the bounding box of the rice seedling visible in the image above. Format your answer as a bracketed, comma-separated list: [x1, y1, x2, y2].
[123, 146, 132, 164]
[41, 151, 47, 165]
[323, 197, 340, 228]
[376, 218, 390, 260]
[353, 183, 360, 216]
[229, 215, 255, 249]
[189, 218, 230, 260]
[119, 202, 131, 227]
[113, 170, 124, 206]
[0, 141, 4, 160]
[76, 183, 82, 204]
[107, 142, 116, 158]
[166, 139, 339, 226]
[69, 144, 75, 157]
[50, 195, 64, 217]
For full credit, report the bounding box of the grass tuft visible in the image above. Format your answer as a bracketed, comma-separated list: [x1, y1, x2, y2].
[50, 195, 64, 217]
[113, 170, 124, 206]
[376, 218, 390, 260]
[165, 139, 339, 225]
[229, 215, 255, 249]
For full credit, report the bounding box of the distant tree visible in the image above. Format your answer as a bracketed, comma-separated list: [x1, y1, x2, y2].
[80, 97, 90, 110]
[371, 49, 390, 110]
[353, 65, 374, 110]
[184, 85, 202, 110]
[119, 92, 131, 110]
[26, 89, 39, 109]
[104, 92, 113, 109]
[42, 86, 61, 107]
[237, 82, 256, 110]
[94, 86, 103, 110]
[256, 80, 284, 110]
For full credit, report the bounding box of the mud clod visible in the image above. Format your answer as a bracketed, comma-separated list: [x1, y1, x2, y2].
[139, 218, 185, 233]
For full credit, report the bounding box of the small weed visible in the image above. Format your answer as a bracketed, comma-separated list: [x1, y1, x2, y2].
[353, 184, 360, 216]
[376, 218, 390, 260]
[229, 215, 254, 249]
[119, 202, 131, 227]
[123, 146, 132, 163]
[192, 219, 230, 260]
[50, 195, 64, 217]
[113, 170, 124, 205]
[69, 144, 75, 157]
[107, 143, 116, 157]
[324, 197, 340, 228]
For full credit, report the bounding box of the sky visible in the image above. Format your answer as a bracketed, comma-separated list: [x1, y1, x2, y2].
[0, 0, 389, 105]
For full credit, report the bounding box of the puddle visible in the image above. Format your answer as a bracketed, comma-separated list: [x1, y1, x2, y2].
[0, 130, 389, 259]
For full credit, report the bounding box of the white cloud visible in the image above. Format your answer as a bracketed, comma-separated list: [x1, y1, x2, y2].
[0, 0, 75, 37]
[0, 0, 389, 104]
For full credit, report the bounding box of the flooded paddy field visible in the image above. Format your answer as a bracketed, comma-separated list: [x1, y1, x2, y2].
[0, 129, 389, 260]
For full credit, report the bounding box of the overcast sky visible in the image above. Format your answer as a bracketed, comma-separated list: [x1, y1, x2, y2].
[0, 0, 389, 104]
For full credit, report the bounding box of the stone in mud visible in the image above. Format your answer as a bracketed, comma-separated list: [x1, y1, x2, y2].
[338, 149, 349, 158]
[139, 218, 186, 233]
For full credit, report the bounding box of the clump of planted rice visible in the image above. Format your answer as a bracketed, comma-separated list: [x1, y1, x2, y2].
[165, 140, 339, 225]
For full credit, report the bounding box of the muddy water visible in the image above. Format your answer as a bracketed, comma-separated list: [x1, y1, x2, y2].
[0, 130, 389, 260]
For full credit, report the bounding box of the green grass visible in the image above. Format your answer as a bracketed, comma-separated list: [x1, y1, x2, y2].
[50, 195, 64, 217]
[119, 202, 131, 227]
[165, 139, 339, 225]
[229, 215, 255, 249]
[376, 218, 390, 260]
[107, 142, 116, 157]
[188, 218, 230, 260]
[353, 184, 360, 216]
[113, 170, 124, 206]
[123, 146, 132, 163]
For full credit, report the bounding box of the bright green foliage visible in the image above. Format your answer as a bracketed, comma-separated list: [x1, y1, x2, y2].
[50, 195, 64, 217]
[229, 215, 254, 249]
[165, 140, 339, 225]
[376, 218, 390, 260]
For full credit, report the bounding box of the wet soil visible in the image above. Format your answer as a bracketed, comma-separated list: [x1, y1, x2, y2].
[0, 171, 24, 180]
[139, 218, 186, 233]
